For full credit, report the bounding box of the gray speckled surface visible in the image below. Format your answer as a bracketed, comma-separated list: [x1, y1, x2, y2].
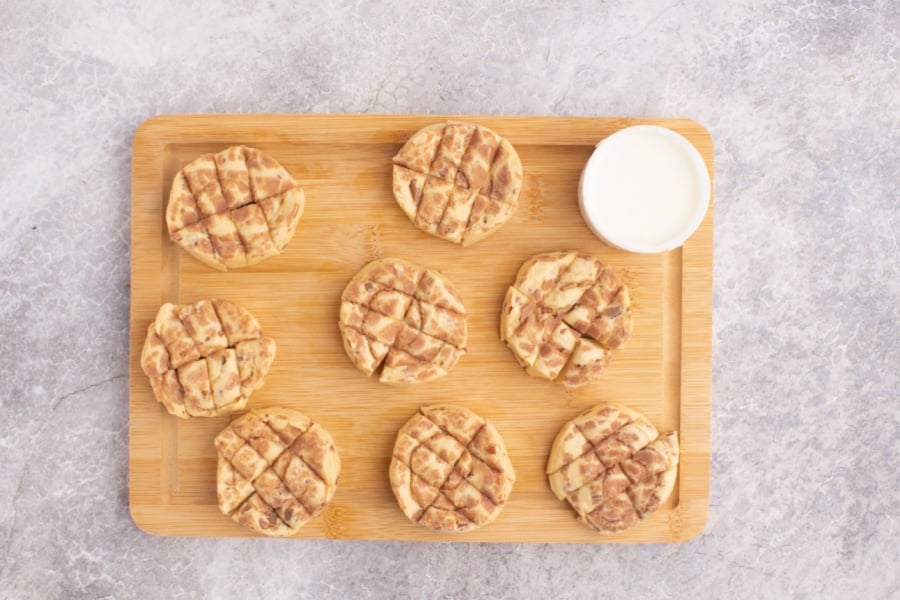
[1, 0, 898, 597]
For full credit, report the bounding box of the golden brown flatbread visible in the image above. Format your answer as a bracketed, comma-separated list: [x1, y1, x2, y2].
[390, 405, 515, 533]
[547, 405, 678, 534]
[166, 145, 304, 271]
[392, 121, 522, 246]
[140, 299, 275, 418]
[215, 408, 340, 537]
[339, 258, 467, 383]
[500, 251, 632, 387]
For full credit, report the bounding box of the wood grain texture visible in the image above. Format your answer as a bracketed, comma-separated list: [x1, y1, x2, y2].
[129, 114, 712, 542]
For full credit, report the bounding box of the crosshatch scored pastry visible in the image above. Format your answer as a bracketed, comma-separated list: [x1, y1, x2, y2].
[166, 145, 305, 271]
[500, 251, 633, 387]
[547, 404, 678, 534]
[140, 298, 275, 418]
[392, 121, 523, 246]
[390, 405, 515, 533]
[215, 408, 340, 537]
[338, 258, 467, 383]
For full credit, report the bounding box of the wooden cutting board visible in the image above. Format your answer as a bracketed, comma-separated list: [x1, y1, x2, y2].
[129, 114, 712, 542]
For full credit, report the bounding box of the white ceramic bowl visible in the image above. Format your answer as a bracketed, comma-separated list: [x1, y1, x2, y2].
[578, 125, 711, 253]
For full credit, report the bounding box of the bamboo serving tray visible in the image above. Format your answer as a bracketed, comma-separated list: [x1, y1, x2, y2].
[129, 114, 712, 542]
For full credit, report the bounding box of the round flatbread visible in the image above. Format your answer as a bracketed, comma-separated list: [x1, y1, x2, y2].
[392, 121, 522, 246]
[389, 405, 515, 533]
[338, 258, 467, 383]
[547, 404, 678, 534]
[166, 145, 305, 270]
[140, 298, 275, 418]
[500, 251, 632, 387]
[215, 408, 340, 537]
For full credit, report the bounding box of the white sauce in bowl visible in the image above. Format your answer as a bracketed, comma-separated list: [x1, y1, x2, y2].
[578, 125, 711, 253]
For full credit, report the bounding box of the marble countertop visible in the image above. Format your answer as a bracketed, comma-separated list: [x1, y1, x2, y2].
[1, 1, 897, 598]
